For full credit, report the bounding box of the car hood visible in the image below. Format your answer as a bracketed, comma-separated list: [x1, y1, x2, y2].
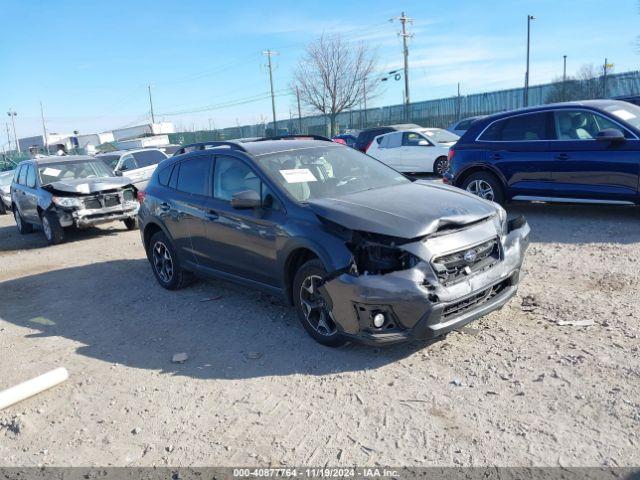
[307, 181, 497, 239]
[42, 176, 134, 194]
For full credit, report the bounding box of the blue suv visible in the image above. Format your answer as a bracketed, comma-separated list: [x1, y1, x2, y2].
[444, 100, 640, 205]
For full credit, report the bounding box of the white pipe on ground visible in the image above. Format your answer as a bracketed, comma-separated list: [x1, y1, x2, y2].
[0, 367, 69, 410]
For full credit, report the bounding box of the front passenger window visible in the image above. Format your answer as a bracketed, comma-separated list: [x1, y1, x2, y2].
[26, 165, 36, 188]
[214, 156, 260, 202]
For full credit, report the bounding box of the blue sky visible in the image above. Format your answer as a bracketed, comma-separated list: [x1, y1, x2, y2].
[1, 0, 638, 140]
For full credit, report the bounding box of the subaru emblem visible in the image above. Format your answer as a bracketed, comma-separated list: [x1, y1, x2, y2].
[464, 250, 477, 263]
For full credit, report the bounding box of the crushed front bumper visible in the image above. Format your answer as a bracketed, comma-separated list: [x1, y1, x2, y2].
[322, 217, 530, 345]
[56, 203, 139, 228]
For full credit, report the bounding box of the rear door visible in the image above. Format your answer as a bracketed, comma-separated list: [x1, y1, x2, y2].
[116, 154, 142, 185]
[12, 164, 29, 218]
[547, 109, 639, 201]
[477, 111, 555, 197]
[197, 154, 284, 287]
[22, 164, 39, 222]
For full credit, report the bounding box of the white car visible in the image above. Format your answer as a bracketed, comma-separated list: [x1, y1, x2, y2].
[96, 148, 168, 190]
[366, 128, 459, 176]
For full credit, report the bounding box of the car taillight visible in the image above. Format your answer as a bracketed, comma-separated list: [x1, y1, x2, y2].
[447, 148, 455, 162]
[364, 140, 373, 152]
[333, 138, 346, 145]
[137, 190, 146, 203]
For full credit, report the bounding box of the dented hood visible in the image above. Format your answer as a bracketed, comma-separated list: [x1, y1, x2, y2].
[307, 181, 497, 239]
[42, 177, 134, 194]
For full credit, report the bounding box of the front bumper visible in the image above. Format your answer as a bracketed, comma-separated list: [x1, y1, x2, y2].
[322, 217, 530, 345]
[56, 203, 139, 228]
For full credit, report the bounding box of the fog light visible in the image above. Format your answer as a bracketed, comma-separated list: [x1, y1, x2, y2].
[373, 313, 385, 328]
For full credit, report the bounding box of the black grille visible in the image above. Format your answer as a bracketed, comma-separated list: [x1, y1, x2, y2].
[82, 198, 102, 209]
[442, 280, 507, 320]
[82, 194, 122, 210]
[432, 238, 500, 285]
[103, 194, 120, 207]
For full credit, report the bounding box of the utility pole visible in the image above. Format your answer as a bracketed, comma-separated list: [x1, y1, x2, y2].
[148, 85, 155, 124]
[40, 101, 48, 152]
[457, 82, 461, 121]
[562, 55, 568, 102]
[602, 58, 614, 98]
[296, 86, 303, 134]
[363, 81, 368, 126]
[523, 14, 535, 107]
[395, 12, 413, 121]
[7, 109, 19, 153]
[262, 50, 278, 135]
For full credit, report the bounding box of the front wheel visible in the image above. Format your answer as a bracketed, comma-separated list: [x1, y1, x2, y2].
[123, 217, 138, 230]
[0, 201, 6, 215]
[293, 259, 347, 347]
[41, 211, 64, 245]
[461, 171, 505, 205]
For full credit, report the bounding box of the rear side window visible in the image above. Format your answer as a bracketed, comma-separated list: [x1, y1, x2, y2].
[480, 112, 552, 141]
[456, 119, 473, 130]
[176, 156, 210, 195]
[133, 150, 167, 168]
[14, 165, 23, 183]
[157, 164, 173, 186]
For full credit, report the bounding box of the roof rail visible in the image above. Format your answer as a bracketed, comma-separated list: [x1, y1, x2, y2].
[173, 141, 248, 156]
[252, 134, 333, 142]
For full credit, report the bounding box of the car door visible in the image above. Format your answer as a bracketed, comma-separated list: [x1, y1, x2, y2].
[196, 154, 284, 287]
[11, 164, 27, 216]
[22, 164, 40, 222]
[372, 132, 403, 169]
[116, 154, 143, 185]
[131, 150, 168, 189]
[547, 109, 639, 201]
[477, 111, 555, 197]
[160, 155, 213, 266]
[398, 131, 438, 172]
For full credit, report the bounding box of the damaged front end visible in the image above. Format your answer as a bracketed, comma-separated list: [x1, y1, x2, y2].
[316, 213, 530, 345]
[42, 184, 139, 228]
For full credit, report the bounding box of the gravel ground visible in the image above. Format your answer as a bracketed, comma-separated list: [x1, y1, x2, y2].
[0, 203, 638, 467]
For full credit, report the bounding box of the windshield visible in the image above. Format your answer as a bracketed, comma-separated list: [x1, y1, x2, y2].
[38, 160, 115, 185]
[255, 145, 409, 203]
[98, 155, 120, 170]
[420, 128, 459, 143]
[601, 102, 640, 131]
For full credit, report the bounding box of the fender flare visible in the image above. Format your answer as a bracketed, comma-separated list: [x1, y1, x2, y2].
[455, 163, 508, 189]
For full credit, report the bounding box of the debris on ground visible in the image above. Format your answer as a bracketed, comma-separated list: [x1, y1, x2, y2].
[0, 367, 69, 411]
[131, 427, 141, 435]
[199, 295, 223, 303]
[246, 352, 263, 360]
[520, 294, 539, 311]
[556, 319, 595, 327]
[171, 353, 189, 364]
[0, 416, 24, 435]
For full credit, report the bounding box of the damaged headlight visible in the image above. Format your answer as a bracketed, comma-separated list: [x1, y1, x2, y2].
[122, 189, 136, 203]
[493, 205, 507, 235]
[352, 244, 421, 275]
[52, 196, 81, 208]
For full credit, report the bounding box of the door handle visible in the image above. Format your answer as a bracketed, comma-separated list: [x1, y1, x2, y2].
[206, 210, 219, 221]
[158, 202, 170, 211]
[490, 153, 503, 160]
[555, 153, 569, 160]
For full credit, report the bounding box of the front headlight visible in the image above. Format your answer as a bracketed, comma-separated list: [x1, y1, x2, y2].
[493, 205, 507, 234]
[52, 196, 81, 208]
[0, 186, 9, 195]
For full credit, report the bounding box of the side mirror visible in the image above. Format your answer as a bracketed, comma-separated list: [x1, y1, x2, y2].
[231, 189, 261, 209]
[114, 170, 123, 176]
[596, 128, 625, 143]
[418, 140, 430, 146]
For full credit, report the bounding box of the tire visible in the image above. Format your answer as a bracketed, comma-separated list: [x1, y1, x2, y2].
[40, 211, 64, 245]
[0, 201, 6, 215]
[293, 259, 347, 347]
[123, 217, 138, 230]
[13, 207, 33, 234]
[148, 231, 192, 290]
[433, 156, 449, 177]
[461, 171, 505, 205]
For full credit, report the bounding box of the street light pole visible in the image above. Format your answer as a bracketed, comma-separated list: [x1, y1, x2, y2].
[523, 14, 535, 107]
[562, 55, 567, 101]
[262, 50, 279, 135]
[148, 85, 155, 124]
[7, 109, 19, 153]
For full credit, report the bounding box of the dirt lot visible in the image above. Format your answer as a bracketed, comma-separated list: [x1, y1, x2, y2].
[0, 204, 639, 467]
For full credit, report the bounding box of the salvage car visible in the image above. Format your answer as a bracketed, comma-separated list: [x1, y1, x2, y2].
[0, 170, 13, 214]
[11, 156, 139, 245]
[96, 148, 168, 190]
[366, 128, 458, 176]
[138, 137, 530, 347]
[445, 100, 640, 205]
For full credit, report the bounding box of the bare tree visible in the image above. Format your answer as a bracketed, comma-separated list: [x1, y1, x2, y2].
[293, 35, 378, 136]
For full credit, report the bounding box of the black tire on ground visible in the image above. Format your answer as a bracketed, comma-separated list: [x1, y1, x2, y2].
[124, 217, 138, 230]
[40, 210, 64, 245]
[13, 207, 33, 234]
[148, 230, 192, 290]
[292, 259, 348, 348]
[461, 171, 506, 205]
[433, 156, 449, 177]
[0, 201, 6, 215]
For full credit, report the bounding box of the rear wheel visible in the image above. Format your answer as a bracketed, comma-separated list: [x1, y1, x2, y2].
[433, 156, 449, 177]
[461, 171, 505, 205]
[41, 211, 64, 245]
[148, 231, 192, 290]
[293, 259, 347, 347]
[13, 207, 33, 234]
